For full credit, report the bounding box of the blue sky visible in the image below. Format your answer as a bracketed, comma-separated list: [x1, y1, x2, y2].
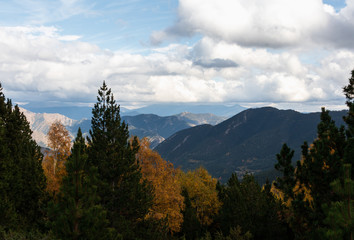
[0, 0, 353, 112]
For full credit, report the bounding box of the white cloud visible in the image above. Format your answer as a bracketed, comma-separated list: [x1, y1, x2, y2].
[0, 24, 352, 111]
[152, 0, 354, 49]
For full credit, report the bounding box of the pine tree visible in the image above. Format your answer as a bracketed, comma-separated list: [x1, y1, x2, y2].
[50, 128, 111, 240]
[274, 144, 296, 202]
[180, 188, 202, 240]
[275, 109, 346, 239]
[343, 69, 354, 176]
[87, 82, 153, 238]
[323, 164, 354, 240]
[0, 82, 47, 231]
[216, 173, 285, 240]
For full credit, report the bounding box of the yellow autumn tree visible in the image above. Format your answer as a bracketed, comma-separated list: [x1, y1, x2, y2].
[43, 121, 71, 195]
[179, 166, 221, 226]
[136, 138, 184, 234]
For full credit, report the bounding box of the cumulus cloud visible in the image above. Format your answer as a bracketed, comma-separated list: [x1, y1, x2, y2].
[151, 0, 354, 49]
[0, 24, 352, 111]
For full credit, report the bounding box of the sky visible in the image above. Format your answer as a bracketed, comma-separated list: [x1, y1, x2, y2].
[0, 0, 354, 112]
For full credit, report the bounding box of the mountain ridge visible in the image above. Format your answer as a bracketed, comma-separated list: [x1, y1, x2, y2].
[155, 107, 347, 181]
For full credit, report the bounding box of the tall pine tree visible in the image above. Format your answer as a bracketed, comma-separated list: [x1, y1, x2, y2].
[87, 82, 153, 239]
[343, 69, 354, 176]
[0, 82, 47, 232]
[50, 128, 111, 240]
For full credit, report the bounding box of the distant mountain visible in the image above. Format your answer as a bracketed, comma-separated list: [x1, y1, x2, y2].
[155, 107, 347, 181]
[19, 107, 82, 147]
[20, 108, 224, 149]
[21, 103, 246, 119]
[123, 103, 246, 117]
[20, 105, 132, 120]
[122, 113, 225, 148]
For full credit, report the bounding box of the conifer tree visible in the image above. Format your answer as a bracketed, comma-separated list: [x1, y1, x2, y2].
[87, 82, 153, 238]
[0, 82, 47, 231]
[180, 188, 202, 240]
[343, 69, 354, 176]
[218, 173, 286, 240]
[275, 109, 346, 239]
[50, 128, 111, 240]
[274, 144, 296, 202]
[323, 164, 353, 240]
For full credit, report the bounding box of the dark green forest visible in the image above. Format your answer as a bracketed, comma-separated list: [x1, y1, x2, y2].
[1, 70, 354, 239]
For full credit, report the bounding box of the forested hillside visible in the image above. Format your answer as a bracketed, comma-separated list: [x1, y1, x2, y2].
[156, 107, 346, 181]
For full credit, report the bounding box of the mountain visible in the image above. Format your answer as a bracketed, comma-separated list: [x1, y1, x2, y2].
[20, 108, 224, 148]
[123, 103, 246, 117]
[122, 113, 226, 148]
[20, 105, 132, 120]
[21, 103, 246, 119]
[19, 107, 82, 147]
[155, 107, 347, 181]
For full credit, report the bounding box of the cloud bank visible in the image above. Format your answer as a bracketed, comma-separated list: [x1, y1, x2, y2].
[1, 0, 354, 112]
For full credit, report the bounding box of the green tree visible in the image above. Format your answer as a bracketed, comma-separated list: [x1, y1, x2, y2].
[297, 109, 345, 238]
[49, 128, 111, 240]
[87, 82, 153, 239]
[343, 69, 354, 177]
[274, 144, 296, 202]
[323, 164, 354, 240]
[275, 108, 347, 239]
[218, 173, 286, 240]
[180, 188, 202, 240]
[0, 83, 47, 232]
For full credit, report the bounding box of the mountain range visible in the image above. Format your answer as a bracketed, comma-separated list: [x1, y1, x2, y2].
[21, 103, 246, 120]
[20, 105, 348, 183]
[155, 107, 347, 181]
[20, 107, 225, 148]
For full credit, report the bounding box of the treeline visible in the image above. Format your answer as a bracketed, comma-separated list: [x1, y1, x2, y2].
[0, 70, 353, 239]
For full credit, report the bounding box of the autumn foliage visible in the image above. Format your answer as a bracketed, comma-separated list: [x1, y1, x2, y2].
[43, 121, 71, 195]
[179, 166, 221, 226]
[136, 138, 184, 233]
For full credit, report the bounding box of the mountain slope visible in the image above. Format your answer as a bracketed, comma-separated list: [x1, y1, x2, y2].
[123, 113, 225, 148]
[155, 107, 347, 181]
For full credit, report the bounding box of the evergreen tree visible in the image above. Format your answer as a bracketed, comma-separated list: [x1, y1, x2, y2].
[274, 144, 296, 202]
[0, 83, 47, 231]
[323, 164, 353, 240]
[50, 128, 111, 240]
[87, 82, 153, 238]
[297, 108, 345, 238]
[180, 188, 202, 240]
[218, 173, 286, 240]
[343, 69, 354, 176]
[275, 109, 346, 239]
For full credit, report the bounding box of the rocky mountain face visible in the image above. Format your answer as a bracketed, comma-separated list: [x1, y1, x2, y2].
[20, 107, 81, 147]
[155, 107, 347, 181]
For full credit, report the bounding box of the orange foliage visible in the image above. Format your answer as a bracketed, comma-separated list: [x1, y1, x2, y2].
[43, 121, 71, 195]
[179, 166, 221, 226]
[271, 181, 313, 208]
[136, 138, 184, 233]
